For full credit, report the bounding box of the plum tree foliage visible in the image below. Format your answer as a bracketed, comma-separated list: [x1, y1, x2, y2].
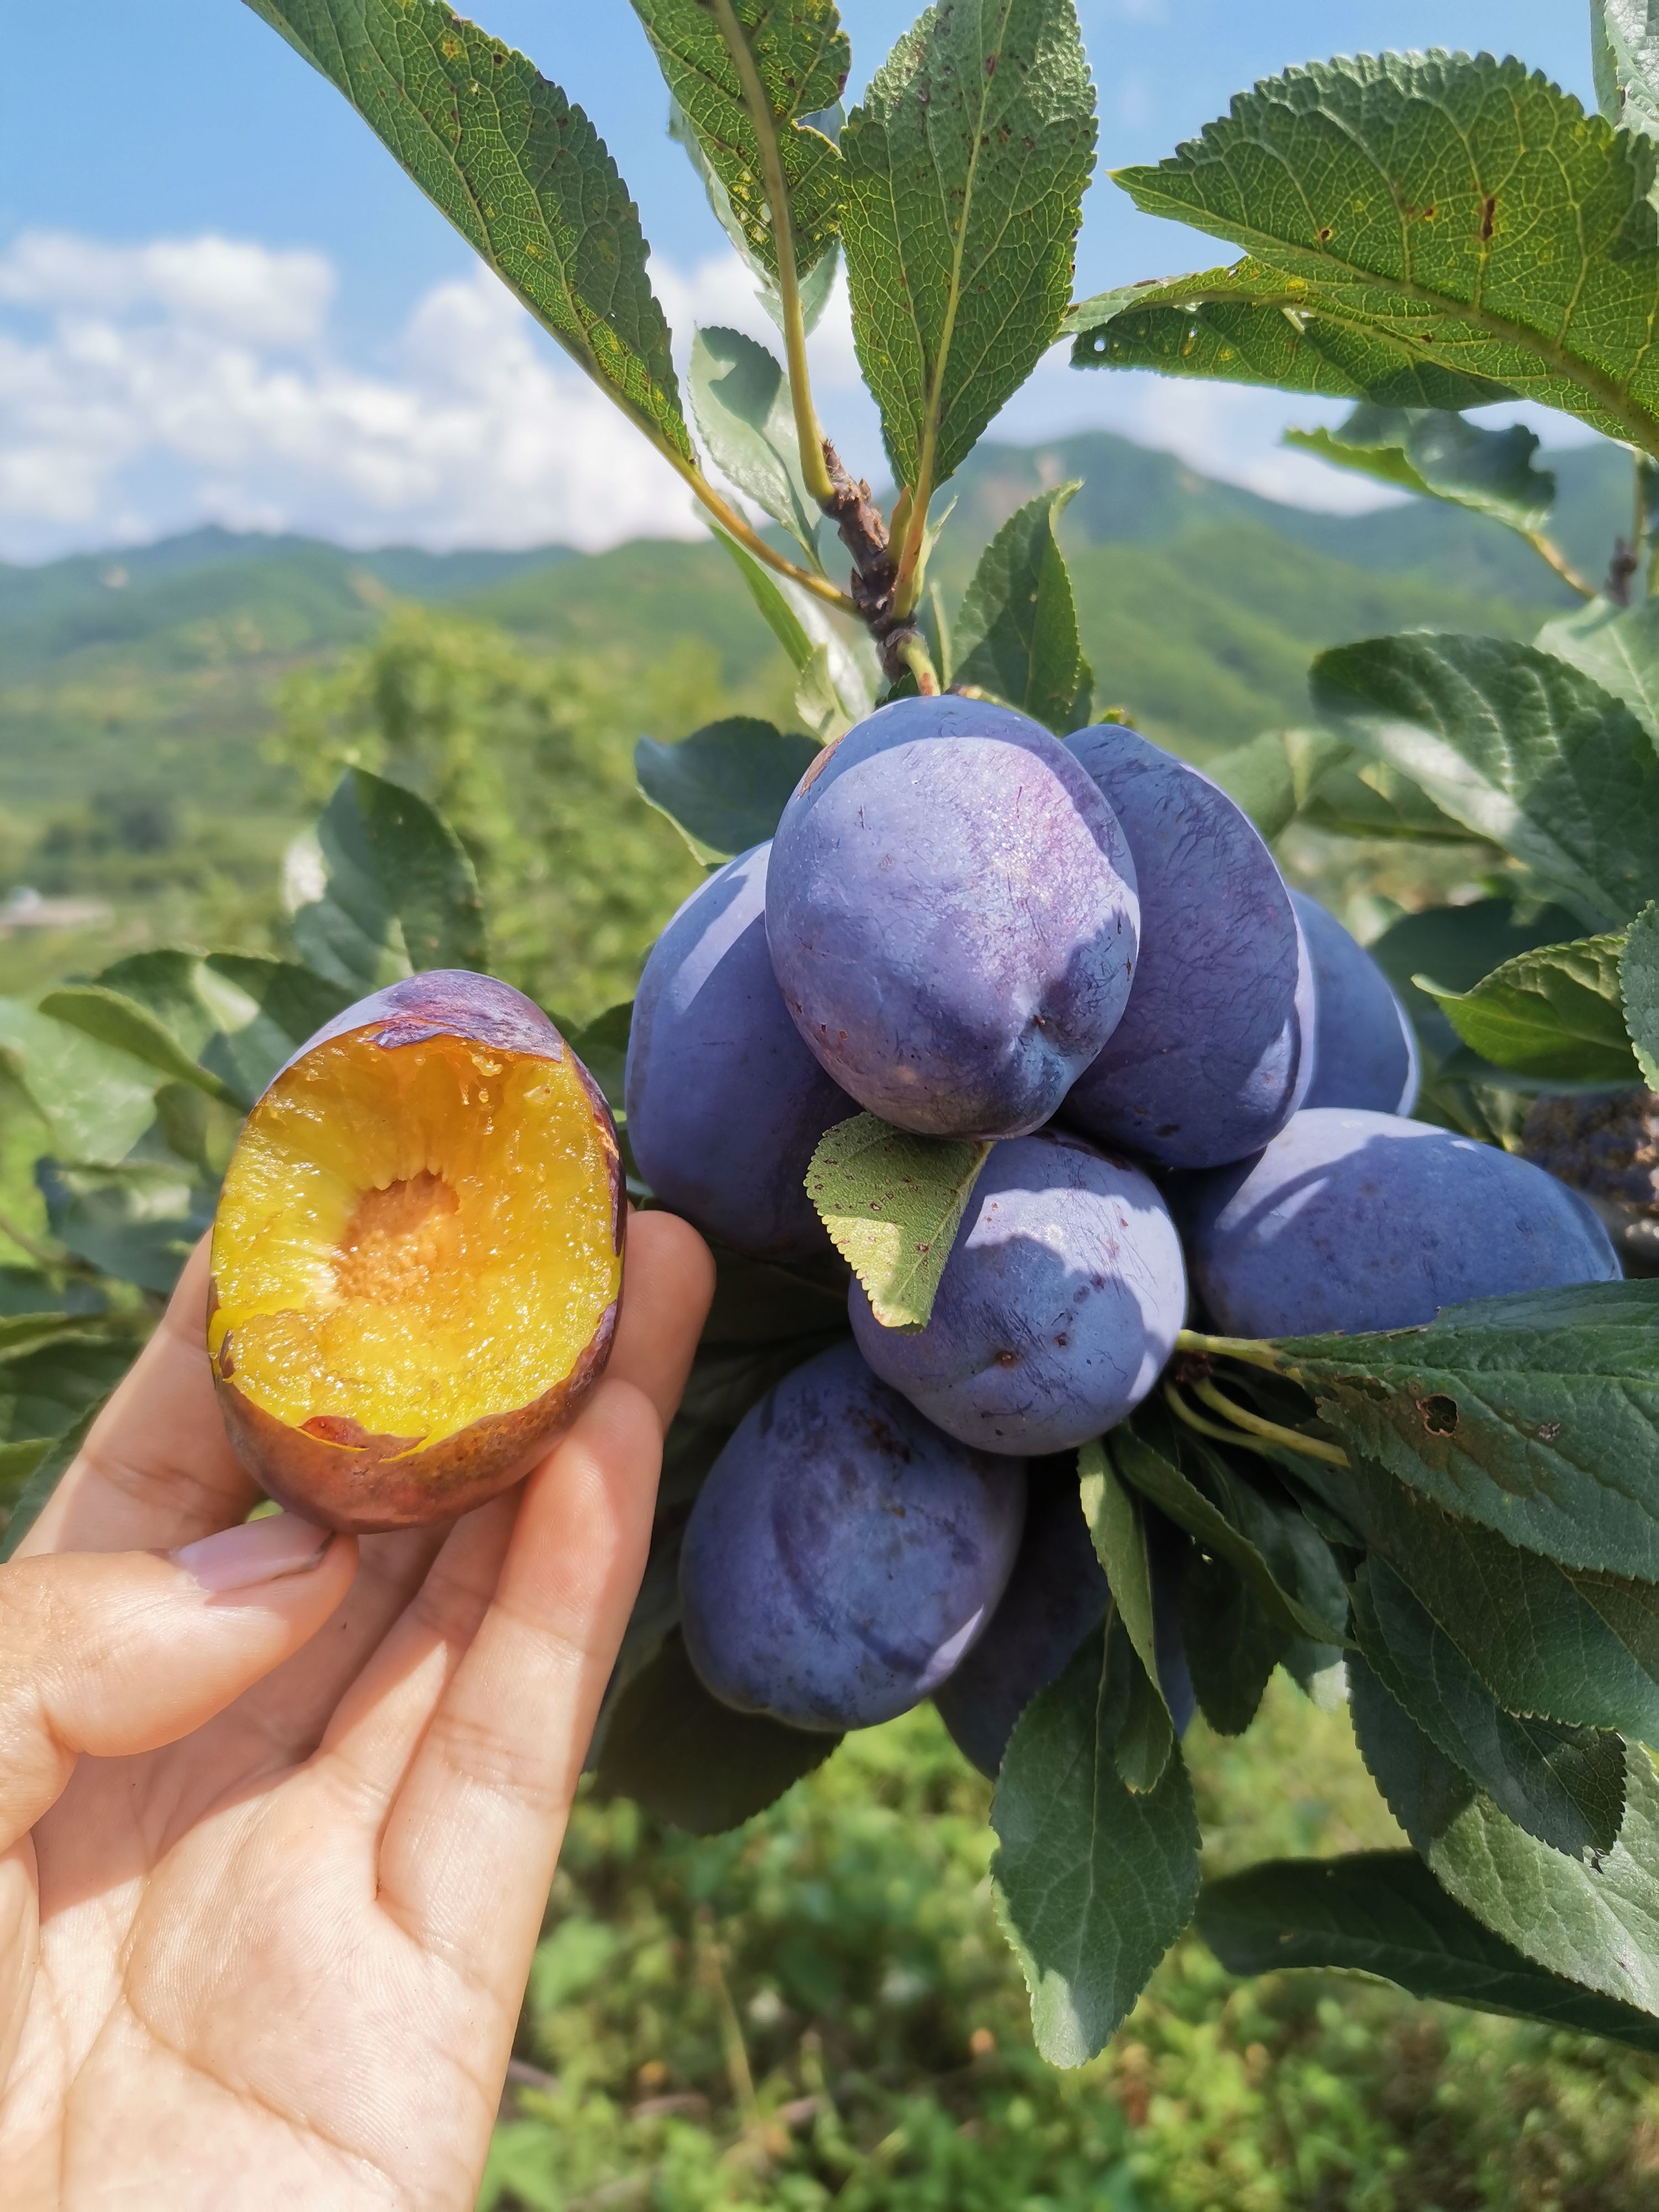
[10, 0, 1659, 2070]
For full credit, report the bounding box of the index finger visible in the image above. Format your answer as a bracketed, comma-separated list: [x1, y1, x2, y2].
[17, 1238, 258, 1559]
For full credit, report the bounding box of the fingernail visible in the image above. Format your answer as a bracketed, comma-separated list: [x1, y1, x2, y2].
[172, 1512, 333, 1594]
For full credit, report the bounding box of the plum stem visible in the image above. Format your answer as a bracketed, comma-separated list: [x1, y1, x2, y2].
[1163, 1381, 1252, 1452]
[1188, 1375, 1350, 1469]
[1175, 1328, 1286, 1374]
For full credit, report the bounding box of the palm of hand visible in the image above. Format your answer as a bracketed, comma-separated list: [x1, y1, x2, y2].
[0, 1214, 711, 2210]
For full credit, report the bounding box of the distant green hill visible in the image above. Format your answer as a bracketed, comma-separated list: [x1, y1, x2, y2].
[0, 425, 1627, 836]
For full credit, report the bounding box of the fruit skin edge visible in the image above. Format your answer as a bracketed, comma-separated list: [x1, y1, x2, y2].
[208, 971, 627, 1535]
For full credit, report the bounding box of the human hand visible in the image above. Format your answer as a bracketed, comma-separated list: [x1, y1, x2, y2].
[0, 1208, 713, 2210]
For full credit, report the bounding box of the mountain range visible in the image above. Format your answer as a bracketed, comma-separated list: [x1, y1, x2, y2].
[0, 426, 1633, 826]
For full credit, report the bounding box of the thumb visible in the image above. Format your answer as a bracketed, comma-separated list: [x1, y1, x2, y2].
[0, 1512, 357, 1849]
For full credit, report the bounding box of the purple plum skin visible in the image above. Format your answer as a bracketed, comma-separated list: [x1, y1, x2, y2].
[625, 843, 852, 1262]
[765, 696, 1140, 1140]
[1061, 726, 1314, 1168]
[934, 1472, 1194, 1777]
[1291, 891, 1420, 1116]
[1186, 1107, 1622, 1338]
[848, 1129, 1187, 1454]
[679, 1342, 1028, 1731]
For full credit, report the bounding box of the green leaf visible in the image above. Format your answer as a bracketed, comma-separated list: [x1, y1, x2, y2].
[1311, 634, 1659, 926]
[1314, 1449, 1659, 1744]
[1537, 596, 1659, 740]
[0, 999, 168, 1167]
[0, 1328, 143, 1449]
[1285, 406, 1556, 534]
[243, 0, 691, 458]
[1419, 931, 1640, 1085]
[1622, 898, 1659, 1087]
[1109, 1411, 1349, 1646]
[287, 767, 487, 994]
[1065, 262, 1515, 410]
[91, 950, 352, 1109]
[952, 486, 1093, 734]
[1367, 894, 1590, 1062]
[804, 1112, 992, 1331]
[1352, 1660, 1659, 2020]
[1197, 1850, 1659, 2050]
[1595, 0, 1659, 138]
[842, 0, 1096, 495]
[1112, 54, 1659, 453]
[1267, 1282, 1659, 1584]
[635, 718, 820, 859]
[1078, 1443, 1172, 1790]
[1178, 1549, 1289, 1736]
[1201, 727, 1469, 847]
[557, 1003, 632, 1117]
[714, 532, 878, 741]
[591, 1630, 838, 1833]
[690, 327, 825, 566]
[668, 100, 842, 333]
[629, 0, 846, 285]
[38, 1161, 214, 1296]
[1352, 1556, 1626, 1857]
[991, 1626, 1200, 2066]
[0, 1394, 107, 1563]
[35, 985, 242, 1108]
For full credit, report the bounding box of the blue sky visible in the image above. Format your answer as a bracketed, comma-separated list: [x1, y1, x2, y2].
[0, 1, 1604, 558]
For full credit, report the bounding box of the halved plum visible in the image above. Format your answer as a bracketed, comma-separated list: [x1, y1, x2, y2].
[207, 971, 624, 1532]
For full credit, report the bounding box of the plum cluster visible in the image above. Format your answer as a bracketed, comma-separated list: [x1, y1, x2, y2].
[627, 699, 1621, 1760]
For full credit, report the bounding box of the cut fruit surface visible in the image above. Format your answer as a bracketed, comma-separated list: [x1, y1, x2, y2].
[208, 972, 623, 1530]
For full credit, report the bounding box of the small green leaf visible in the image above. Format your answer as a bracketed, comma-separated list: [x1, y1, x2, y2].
[1595, 0, 1659, 137]
[288, 768, 487, 994]
[1352, 1662, 1659, 2020]
[1178, 1550, 1288, 1736]
[1367, 895, 1590, 1062]
[952, 486, 1093, 734]
[35, 985, 242, 1107]
[1352, 1556, 1626, 1857]
[38, 1161, 214, 1296]
[1285, 406, 1556, 535]
[842, 0, 1096, 497]
[243, 0, 691, 458]
[1537, 596, 1659, 740]
[635, 718, 820, 858]
[629, 0, 847, 285]
[715, 533, 878, 740]
[0, 1327, 143, 1451]
[992, 1626, 1200, 2066]
[690, 327, 825, 566]
[1269, 1282, 1659, 1584]
[669, 100, 842, 332]
[1109, 1410, 1349, 1646]
[591, 1630, 838, 1834]
[1065, 263, 1515, 410]
[1311, 634, 1659, 926]
[804, 1112, 990, 1331]
[0, 999, 165, 1167]
[1078, 1444, 1172, 1790]
[1419, 931, 1639, 1086]
[558, 1003, 632, 1116]
[0, 1394, 107, 1563]
[1198, 1850, 1659, 2051]
[1112, 54, 1659, 453]
[1622, 899, 1659, 1087]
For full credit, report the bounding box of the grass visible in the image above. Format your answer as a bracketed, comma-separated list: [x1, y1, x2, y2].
[484, 1679, 1659, 2210]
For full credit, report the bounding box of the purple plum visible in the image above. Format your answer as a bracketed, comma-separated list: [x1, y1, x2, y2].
[849, 1128, 1187, 1454]
[934, 1472, 1194, 1777]
[1186, 1107, 1621, 1338]
[1061, 725, 1314, 1167]
[765, 696, 1140, 1140]
[1291, 891, 1419, 1115]
[679, 1341, 1027, 1731]
[625, 843, 851, 1262]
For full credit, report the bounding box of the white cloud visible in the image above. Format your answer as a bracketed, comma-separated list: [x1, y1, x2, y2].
[0, 224, 1598, 564]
